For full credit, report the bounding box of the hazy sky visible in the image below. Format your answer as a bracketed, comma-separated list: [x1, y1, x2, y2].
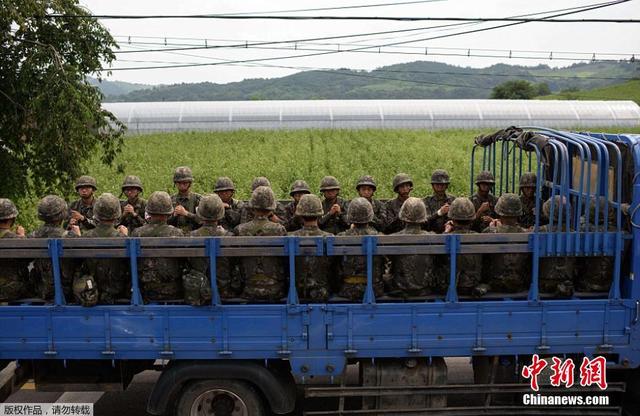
[79, 0, 640, 85]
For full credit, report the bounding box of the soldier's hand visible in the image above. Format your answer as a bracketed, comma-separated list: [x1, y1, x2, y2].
[117, 225, 129, 236]
[70, 225, 81, 236]
[69, 218, 78, 226]
[222, 203, 230, 209]
[330, 204, 341, 215]
[350, 223, 355, 229]
[16, 225, 25, 237]
[269, 214, 281, 223]
[444, 220, 454, 233]
[439, 203, 450, 216]
[70, 210, 84, 221]
[174, 205, 188, 216]
[481, 215, 493, 224]
[123, 204, 135, 215]
[489, 218, 501, 228]
[478, 202, 490, 214]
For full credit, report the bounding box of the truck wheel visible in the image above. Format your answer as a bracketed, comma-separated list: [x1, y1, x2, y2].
[176, 379, 264, 416]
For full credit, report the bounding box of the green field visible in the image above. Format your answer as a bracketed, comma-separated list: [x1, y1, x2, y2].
[14, 127, 640, 231]
[538, 79, 640, 105]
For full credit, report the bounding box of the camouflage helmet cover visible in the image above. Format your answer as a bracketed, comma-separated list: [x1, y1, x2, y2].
[588, 195, 615, 225]
[37, 195, 68, 222]
[295, 194, 324, 217]
[289, 180, 311, 196]
[75, 175, 97, 190]
[0, 198, 18, 220]
[93, 193, 122, 221]
[348, 197, 374, 224]
[146, 191, 174, 215]
[392, 173, 413, 191]
[495, 193, 523, 217]
[214, 176, 236, 192]
[430, 169, 451, 184]
[448, 197, 476, 221]
[399, 197, 427, 223]
[251, 176, 271, 191]
[173, 166, 194, 183]
[356, 175, 377, 190]
[519, 172, 537, 188]
[250, 186, 277, 211]
[543, 195, 571, 220]
[319, 176, 340, 192]
[121, 175, 144, 192]
[73, 275, 98, 307]
[197, 194, 225, 221]
[475, 170, 496, 184]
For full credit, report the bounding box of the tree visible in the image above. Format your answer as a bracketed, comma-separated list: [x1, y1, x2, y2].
[490, 80, 537, 100]
[0, 0, 125, 200]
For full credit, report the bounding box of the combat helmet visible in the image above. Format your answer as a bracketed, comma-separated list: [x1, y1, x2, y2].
[319, 176, 340, 192]
[399, 197, 427, 224]
[392, 173, 413, 192]
[430, 169, 451, 184]
[173, 166, 194, 183]
[543, 195, 571, 220]
[588, 195, 615, 225]
[348, 197, 374, 224]
[475, 170, 495, 185]
[290, 180, 311, 196]
[0, 199, 18, 220]
[448, 197, 476, 221]
[146, 191, 173, 215]
[197, 194, 225, 221]
[251, 176, 271, 191]
[37, 195, 68, 222]
[250, 186, 277, 211]
[295, 194, 324, 217]
[495, 193, 523, 217]
[93, 193, 122, 221]
[214, 176, 236, 193]
[519, 172, 537, 189]
[356, 175, 377, 190]
[121, 175, 143, 193]
[75, 175, 97, 190]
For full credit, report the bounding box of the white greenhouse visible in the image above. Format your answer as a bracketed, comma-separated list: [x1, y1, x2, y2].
[103, 99, 640, 134]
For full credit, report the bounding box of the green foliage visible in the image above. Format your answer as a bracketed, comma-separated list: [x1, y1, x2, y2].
[0, 0, 126, 201]
[538, 80, 640, 105]
[491, 80, 538, 99]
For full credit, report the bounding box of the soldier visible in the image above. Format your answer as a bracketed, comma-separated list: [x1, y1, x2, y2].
[389, 197, 438, 297]
[29, 195, 80, 301]
[168, 166, 201, 233]
[79, 193, 129, 306]
[578, 196, 616, 293]
[481, 193, 531, 294]
[384, 173, 413, 234]
[423, 169, 456, 234]
[240, 177, 286, 224]
[471, 170, 498, 232]
[132, 191, 185, 302]
[355, 175, 385, 232]
[185, 194, 235, 304]
[318, 176, 349, 235]
[283, 180, 311, 232]
[288, 194, 333, 301]
[0, 199, 28, 302]
[66, 175, 98, 232]
[235, 186, 287, 301]
[538, 195, 575, 297]
[443, 197, 484, 296]
[214, 176, 244, 232]
[337, 197, 384, 301]
[518, 172, 539, 229]
[118, 175, 146, 233]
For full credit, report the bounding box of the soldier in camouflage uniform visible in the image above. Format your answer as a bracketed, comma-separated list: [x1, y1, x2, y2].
[214, 176, 244, 232]
[118, 175, 146, 233]
[578, 196, 616, 293]
[79, 193, 130, 306]
[518, 173, 539, 229]
[235, 186, 287, 301]
[356, 175, 385, 232]
[384, 173, 413, 235]
[185, 194, 235, 304]
[132, 191, 185, 302]
[288, 194, 333, 301]
[423, 169, 456, 234]
[239, 177, 286, 225]
[318, 176, 349, 235]
[283, 180, 311, 232]
[168, 166, 202, 233]
[66, 175, 98, 232]
[337, 197, 384, 301]
[481, 193, 531, 294]
[442, 197, 484, 296]
[29, 196, 80, 301]
[538, 196, 576, 297]
[471, 171, 498, 232]
[0, 199, 28, 302]
[389, 198, 438, 297]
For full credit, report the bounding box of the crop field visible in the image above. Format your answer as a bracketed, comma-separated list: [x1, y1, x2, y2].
[15, 127, 640, 231]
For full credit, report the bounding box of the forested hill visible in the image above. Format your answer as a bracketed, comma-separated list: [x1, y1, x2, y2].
[100, 61, 639, 102]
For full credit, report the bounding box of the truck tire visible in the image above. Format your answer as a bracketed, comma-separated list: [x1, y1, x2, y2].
[175, 379, 265, 416]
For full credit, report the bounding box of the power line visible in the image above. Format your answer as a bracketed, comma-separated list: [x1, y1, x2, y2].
[218, 0, 448, 15]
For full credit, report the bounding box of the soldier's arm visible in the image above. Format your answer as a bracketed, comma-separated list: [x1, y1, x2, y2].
[225, 207, 241, 228]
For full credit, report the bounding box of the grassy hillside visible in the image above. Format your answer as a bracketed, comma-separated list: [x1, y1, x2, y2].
[538, 79, 640, 104]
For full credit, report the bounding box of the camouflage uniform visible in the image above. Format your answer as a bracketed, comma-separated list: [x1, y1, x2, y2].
[65, 176, 98, 231]
[471, 171, 498, 232]
[423, 169, 456, 234]
[384, 174, 413, 234]
[337, 198, 384, 300]
[0, 199, 28, 302]
[235, 186, 287, 301]
[132, 192, 185, 302]
[518, 173, 539, 229]
[283, 180, 311, 232]
[118, 175, 146, 232]
[168, 167, 202, 233]
[578, 197, 616, 292]
[214, 177, 244, 231]
[318, 176, 349, 235]
[390, 198, 438, 296]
